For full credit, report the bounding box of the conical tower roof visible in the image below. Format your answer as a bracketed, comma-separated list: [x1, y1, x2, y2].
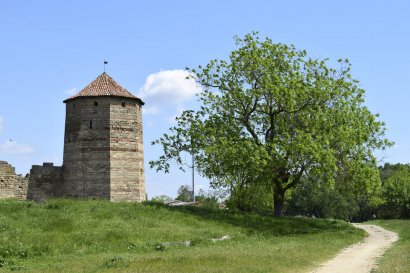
[63, 72, 144, 104]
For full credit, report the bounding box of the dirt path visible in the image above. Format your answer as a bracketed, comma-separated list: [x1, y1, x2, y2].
[310, 223, 398, 273]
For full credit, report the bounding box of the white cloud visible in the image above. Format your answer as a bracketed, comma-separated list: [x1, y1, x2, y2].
[167, 105, 187, 124]
[63, 87, 78, 96]
[142, 106, 160, 115]
[138, 70, 201, 108]
[0, 140, 35, 155]
[0, 116, 3, 134]
[145, 120, 155, 128]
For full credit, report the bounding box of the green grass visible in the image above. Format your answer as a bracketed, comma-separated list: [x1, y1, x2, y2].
[370, 220, 410, 273]
[0, 199, 365, 273]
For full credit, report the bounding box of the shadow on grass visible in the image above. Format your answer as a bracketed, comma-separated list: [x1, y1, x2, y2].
[145, 202, 354, 237]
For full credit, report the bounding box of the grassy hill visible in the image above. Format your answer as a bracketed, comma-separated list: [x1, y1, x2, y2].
[0, 199, 364, 273]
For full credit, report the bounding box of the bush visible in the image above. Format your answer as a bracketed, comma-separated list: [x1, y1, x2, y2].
[285, 179, 356, 220]
[378, 163, 410, 219]
[225, 182, 273, 212]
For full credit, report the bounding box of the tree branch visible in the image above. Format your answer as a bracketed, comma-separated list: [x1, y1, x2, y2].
[284, 164, 306, 191]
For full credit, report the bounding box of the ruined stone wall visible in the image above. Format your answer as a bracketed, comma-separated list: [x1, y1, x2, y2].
[0, 161, 28, 200]
[0, 161, 62, 201]
[27, 163, 62, 202]
[62, 97, 111, 199]
[109, 97, 145, 202]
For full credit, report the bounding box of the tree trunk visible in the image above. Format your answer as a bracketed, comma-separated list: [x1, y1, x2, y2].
[273, 190, 285, 217]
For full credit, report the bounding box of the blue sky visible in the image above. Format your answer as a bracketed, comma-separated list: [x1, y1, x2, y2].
[0, 1, 409, 198]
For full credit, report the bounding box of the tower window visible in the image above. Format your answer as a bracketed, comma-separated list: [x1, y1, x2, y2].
[94, 101, 98, 106]
[89, 121, 93, 129]
[122, 102, 126, 107]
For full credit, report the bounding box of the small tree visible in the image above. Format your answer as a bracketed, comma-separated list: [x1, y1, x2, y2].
[176, 185, 193, 202]
[286, 178, 355, 220]
[286, 160, 382, 221]
[379, 164, 410, 219]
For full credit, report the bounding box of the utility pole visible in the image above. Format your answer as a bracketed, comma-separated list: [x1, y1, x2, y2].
[192, 150, 195, 202]
[191, 136, 195, 202]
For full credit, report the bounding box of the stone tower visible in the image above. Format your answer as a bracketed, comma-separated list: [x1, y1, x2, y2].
[62, 72, 145, 201]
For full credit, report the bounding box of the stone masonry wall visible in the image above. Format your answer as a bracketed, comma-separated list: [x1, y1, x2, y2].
[109, 97, 145, 202]
[62, 97, 111, 199]
[27, 163, 62, 202]
[0, 161, 28, 200]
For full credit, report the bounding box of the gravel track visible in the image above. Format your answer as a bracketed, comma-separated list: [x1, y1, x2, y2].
[310, 223, 398, 273]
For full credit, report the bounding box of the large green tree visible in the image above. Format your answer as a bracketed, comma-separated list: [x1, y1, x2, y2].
[379, 163, 410, 218]
[150, 33, 391, 216]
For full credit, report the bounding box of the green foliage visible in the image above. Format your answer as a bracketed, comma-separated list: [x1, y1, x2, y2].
[194, 189, 220, 209]
[287, 160, 382, 221]
[0, 199, 365, 272]
[225, 180, 273, 211]
[378, 163, 410, 219]
[176, 185, 193, 201]
[286, 179, 356, 220]
[150, 32, 391, 216]
[0, 243, 29, 260]
[150, 194, 173, 203]
[335, 159, 382, 221]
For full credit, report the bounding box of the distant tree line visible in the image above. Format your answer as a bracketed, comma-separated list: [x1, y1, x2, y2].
[151, 185, 221, 209]
[283, 163, 409, 221]
[227, 162, 410, 221]
[153, 163, 409, 221]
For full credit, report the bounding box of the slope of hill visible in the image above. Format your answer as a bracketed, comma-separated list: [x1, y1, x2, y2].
[0, 199, 364, 273]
